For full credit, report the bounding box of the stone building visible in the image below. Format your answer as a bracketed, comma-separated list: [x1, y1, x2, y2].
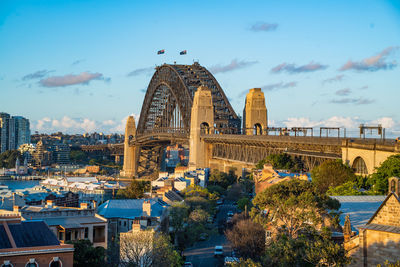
[344, 177, 400, 266]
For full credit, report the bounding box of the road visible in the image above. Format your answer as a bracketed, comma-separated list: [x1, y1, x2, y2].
[184, 201, 238, 267]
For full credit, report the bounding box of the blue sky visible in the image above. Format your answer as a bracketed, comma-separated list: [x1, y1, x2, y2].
[0, 0, 399, 136]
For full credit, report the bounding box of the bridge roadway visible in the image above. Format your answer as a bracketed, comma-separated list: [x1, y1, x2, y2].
[82, 133, 397, 161]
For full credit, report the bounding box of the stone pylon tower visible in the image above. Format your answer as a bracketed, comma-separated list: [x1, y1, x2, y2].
[189, 86, 214, 169]
[243, 88, 268, 135]
[121, 116, 137, 178]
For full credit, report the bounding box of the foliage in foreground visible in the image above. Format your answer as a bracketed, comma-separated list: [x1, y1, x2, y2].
[369, 154, 400, 194]
[116, 180, 150, 199]
[251, 179, 340, 238]
[67, 239, 105, 267]
[311, 160, 356, 194]
[264, 228, 349, 267]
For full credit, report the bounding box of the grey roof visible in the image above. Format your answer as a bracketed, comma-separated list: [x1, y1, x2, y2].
[331, 195, 386, 233]
[361, 223, 400, 234]
[0, 221, 60, 249]
[97, 198, 168, 219]
[41, 216, 106, 228]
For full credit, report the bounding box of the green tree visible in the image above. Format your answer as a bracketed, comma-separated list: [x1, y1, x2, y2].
[251, 179, 340, 238]
[209, 169, 236, 189]
[266, 153, 294, 170]
[264, 228, 349, 267]
[116, 180, 150, 199]
[237, 197, 252, 212]
[69, 149, 87, 163]
[327, 181, 364, 196]
[169, 201, 189, 246]
[0, 150, 22, 168]
[231, 258, 262, 267]
[207, 185, 226, 196]
[369, 154, 400, 194]
[311, 160, 356, 194]
[68, 239, 105, 267]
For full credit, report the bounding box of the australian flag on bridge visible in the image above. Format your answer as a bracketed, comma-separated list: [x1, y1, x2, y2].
[157, 49, 165, 55]
[180, 50, 187, 55]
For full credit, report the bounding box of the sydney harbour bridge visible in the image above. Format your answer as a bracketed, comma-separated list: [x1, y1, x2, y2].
[82, 63, 399, 179]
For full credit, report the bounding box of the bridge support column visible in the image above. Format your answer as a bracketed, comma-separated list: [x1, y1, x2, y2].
[121, 116, 138, 178]
[243, 88, 268, 135]
[189, 86, 214, 169]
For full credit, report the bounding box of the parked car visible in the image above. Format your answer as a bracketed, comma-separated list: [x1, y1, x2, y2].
[199, 232, 208, 241]
[227, 211, 234, 217]
[207, 216, 213, 223]
[216, 199, 224, 205]
[214, 246, 224, 257]
[183, 262, 193, 267]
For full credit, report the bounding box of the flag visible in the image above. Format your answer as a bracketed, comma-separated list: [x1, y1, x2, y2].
[157, 49, 165, 55]
[180, 50, 187, 55]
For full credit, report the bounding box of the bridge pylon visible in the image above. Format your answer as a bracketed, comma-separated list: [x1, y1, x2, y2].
[121, 116, 138, 178]
[243, 88, 268, 135]
[189, 86, 214, 169]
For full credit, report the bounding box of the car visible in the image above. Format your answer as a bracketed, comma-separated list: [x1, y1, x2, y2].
[199, 232, 208, 241]
[214, 245, 224, 257]
[216, 199, 224, 205]
[207, 216, 213, 223]
[227, 211, 234, 217]
[183, 262, 193, 267]
[224, 256, 240, 265]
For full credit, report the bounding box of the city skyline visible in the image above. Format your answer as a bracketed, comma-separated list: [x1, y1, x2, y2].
[1, 0, 399, 136]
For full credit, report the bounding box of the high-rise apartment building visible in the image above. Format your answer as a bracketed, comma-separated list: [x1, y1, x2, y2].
[0, 112, 30, 153]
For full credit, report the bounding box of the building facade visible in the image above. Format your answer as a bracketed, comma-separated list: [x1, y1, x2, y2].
[0, 113, 30, 153]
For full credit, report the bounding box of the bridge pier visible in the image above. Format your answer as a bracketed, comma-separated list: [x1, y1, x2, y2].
[121, 116, 138, 178]
[189, 86, 214, 169]
[243, 88, 268, 135]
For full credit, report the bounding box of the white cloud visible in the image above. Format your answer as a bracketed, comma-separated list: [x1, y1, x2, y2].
[32, 115, 139, 134]
[39, 72, 107, 87]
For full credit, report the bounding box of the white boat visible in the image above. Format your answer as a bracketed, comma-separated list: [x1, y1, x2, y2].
[0, 183, 8, 190]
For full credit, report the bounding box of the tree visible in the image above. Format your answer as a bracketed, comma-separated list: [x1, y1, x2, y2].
[369, 154, 400, 194]
[116, 180, 150, 199]
[251, 179, 340, 238]
[264, 228, 349, 267]
[231, 258, 262, 267]
[189, 208, 209, 223]
[311, 160, 356, 194]
[209, 169, 236, 189]
[237, 197, 252, 212]
[0, 150, 22, 168]
[69, 149, 87, 163]
[225, 219, 265, 260]
[169, 201, 189, 246]
[120, 230, 182, 267]
[327, 181, 364, 196]
[68, 239, 105, 267]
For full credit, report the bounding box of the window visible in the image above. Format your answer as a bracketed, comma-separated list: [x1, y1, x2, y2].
[65, 230, 71, 241]
[74, 231, 78, 240]
[49, 257, 62, 267]
[2, 260, 14, 267]
[25, 259, 38, 267]
[124, 221, 126, 227]
[84, 228, 89, 239]
[93, 226, 105, 243]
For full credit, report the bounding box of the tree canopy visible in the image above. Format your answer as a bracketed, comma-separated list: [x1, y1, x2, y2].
[0, 150, 22, 168]
[251, 179, 340, 238]
[68, 239, 105, 267]
[116, 180, 150, 199]
[311, 160, 356, 194]
[369, 154, 400, 194]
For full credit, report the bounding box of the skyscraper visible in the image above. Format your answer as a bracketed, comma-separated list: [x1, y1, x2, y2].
[0, 112, 30, 153]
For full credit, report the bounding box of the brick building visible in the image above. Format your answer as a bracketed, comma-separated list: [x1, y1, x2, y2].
[0, 214, 74, 267]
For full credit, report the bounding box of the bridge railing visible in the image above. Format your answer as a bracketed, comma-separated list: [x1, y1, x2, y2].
[141, 127, 189, 135]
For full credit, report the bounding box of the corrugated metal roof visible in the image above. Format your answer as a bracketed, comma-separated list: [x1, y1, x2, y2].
[331, 195, 385, 233]
[97, 198, 168, 219]
[362, 223, 400, 234]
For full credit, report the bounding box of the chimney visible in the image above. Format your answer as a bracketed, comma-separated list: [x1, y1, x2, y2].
[132, 220, 141, 232]
[80, 202, 89, 209]
[92, 200, 97, 210]
[13, 205, 20, 213]
[142, 200, 151, 217]
[46, 200, 54, 209]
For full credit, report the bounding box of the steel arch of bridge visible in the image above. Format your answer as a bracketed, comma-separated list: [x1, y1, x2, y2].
[137, 62, 240, 135]
[134, 62, 240, 177]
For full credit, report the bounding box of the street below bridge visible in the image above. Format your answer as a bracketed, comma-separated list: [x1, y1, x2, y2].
[184, 201, 238, 267]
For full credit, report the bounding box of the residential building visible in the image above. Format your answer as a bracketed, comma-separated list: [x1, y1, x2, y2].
[4, 201, 108, 249]
[0, 213, 74, 267]
[97, 198, 169, 246]
[0, 113, 10, 153]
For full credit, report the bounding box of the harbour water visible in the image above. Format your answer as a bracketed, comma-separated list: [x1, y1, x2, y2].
[0, 180, 40, 190]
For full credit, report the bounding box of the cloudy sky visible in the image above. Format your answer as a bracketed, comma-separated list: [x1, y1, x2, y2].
[0, 0, 399, 137]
